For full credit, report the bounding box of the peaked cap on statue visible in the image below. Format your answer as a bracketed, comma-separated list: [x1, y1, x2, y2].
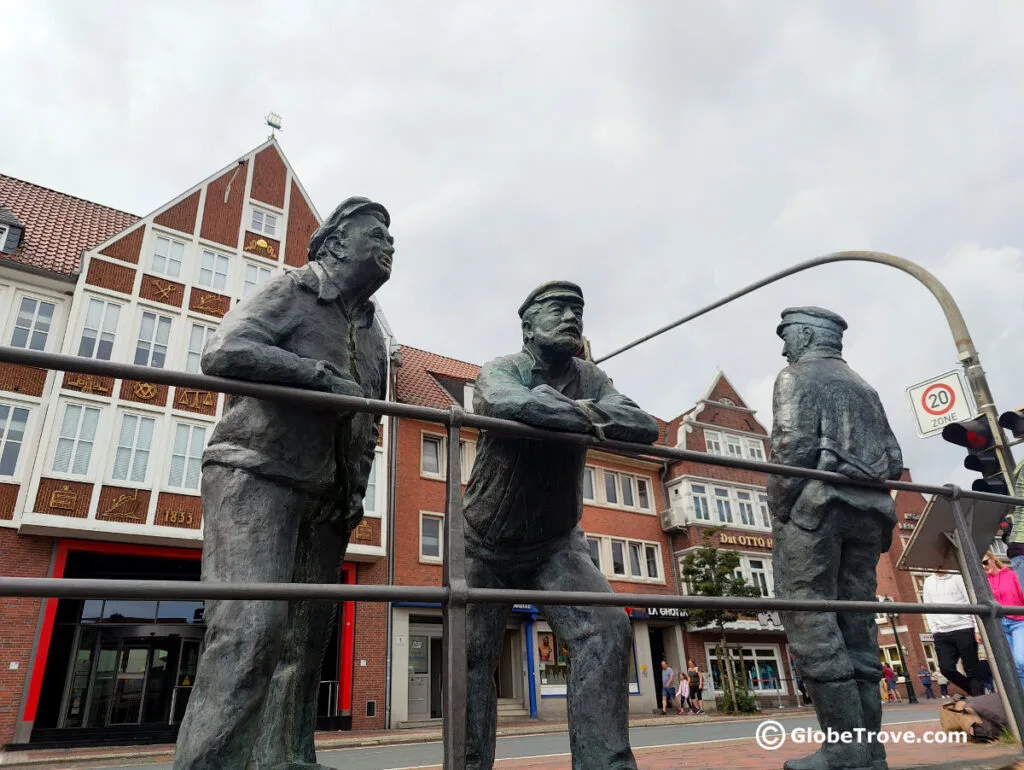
[308, 196, 391, 262]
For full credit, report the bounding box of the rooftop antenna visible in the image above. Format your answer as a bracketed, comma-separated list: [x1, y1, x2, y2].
[265, 111, 283, 139]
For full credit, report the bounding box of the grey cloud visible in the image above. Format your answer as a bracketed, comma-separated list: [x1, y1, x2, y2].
[4, 0, 1024, 488]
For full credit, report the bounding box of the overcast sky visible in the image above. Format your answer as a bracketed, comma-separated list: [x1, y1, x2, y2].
[4, 0, 1024, 489]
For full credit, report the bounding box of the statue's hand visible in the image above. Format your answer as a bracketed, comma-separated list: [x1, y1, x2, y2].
[314, 360, 364, 398]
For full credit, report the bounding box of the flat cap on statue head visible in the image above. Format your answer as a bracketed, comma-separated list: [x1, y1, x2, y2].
[518, 280, 585, 318]
[776, 306, 848, 337]
[307, 196, 391, 261]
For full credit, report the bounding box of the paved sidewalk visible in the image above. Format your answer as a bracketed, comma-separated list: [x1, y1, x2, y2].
[0, 706, 812, 767]
[475, 723, 1023, 770]
[0, 703, 994, 769]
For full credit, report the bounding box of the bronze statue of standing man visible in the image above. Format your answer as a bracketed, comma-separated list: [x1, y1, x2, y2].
[463, 281, 660, 770]
[174, 197, 394, 770]
[768, 307, 903, 770]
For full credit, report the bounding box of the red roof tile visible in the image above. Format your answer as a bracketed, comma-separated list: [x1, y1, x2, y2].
[396, 345, 481, 410]
[0, 174, 138, 276]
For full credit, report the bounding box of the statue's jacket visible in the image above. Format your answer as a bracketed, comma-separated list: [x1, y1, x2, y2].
[463, 349, 660, 550]
[767, 349, 903, 543]
[199, 261, 387, 515]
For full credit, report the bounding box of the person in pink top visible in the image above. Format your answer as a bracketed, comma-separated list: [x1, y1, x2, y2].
[982, 551, 1024, 692]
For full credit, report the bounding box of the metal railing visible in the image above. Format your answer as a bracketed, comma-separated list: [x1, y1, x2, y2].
[2, 344, 1024, 764]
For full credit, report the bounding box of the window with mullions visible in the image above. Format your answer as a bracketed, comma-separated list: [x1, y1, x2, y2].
[152, 235, 185, 278]
[690, 483, 710, 521]
[78, 298, 120, 360]
[538, 630, 640, 696]
[53, 403, 100, 476]
[737, 490, 756, 526]
[10, 296, 55, 351]
[706, 645, 784, 693]
[0, 403, 29, 476]
[714, 487, 733, 523]
[198, 250, 230, 291]
[134, 311, 172, 368]
[168, 423, 206, 490]
[112, 413, 155, 484]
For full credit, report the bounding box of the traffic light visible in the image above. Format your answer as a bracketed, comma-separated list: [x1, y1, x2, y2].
[999, 408, 1024, 439]
[941, 415, 1010, 495]
[999, 514, 1014, 544]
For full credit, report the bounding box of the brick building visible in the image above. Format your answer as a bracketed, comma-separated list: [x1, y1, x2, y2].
[385, 345, 681, 726]
[0, 139, 396, 749]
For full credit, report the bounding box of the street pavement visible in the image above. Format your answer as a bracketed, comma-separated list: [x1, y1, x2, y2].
[61, 704, 1020, 770]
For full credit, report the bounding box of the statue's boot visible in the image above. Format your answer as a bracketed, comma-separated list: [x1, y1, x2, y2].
[856, 679, 888, 770]
[783, 680, 872, 770]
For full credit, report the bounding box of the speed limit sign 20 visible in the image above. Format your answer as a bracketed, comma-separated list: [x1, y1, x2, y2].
[906, 371, 974, 438]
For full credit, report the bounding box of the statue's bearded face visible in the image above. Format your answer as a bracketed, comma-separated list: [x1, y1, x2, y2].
[524, 298, 584, 356]
[320, 213, 394, 291]
[780, 324, 813, 364]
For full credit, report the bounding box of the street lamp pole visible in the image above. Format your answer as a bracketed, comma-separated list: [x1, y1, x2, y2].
[595, 251, 1016, 491]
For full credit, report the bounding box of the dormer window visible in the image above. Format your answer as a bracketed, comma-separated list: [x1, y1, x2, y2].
[0, 224, 9, 251]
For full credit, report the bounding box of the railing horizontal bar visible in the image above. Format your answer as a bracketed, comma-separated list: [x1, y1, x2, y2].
[2, 345, 1021, 506]
[0, 578, 448, 603]
[465, 588, 1008, 616]
[2, 578, 1021, 617]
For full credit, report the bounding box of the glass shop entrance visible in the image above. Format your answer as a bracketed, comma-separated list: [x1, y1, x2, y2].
[27, 550, 205, 748]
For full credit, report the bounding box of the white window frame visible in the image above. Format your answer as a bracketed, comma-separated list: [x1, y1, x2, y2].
[703, 430, 723, 455]
[109, 411, 157, 485]
[151, 234, 186, 279]
[460, 439, 477, 478]
[758, 493, 771, 528]
[0, 224, 8, 247]
[419, 511, 444, 563]
[736, 490, 757, 526]
[689, 482, 711, 522]
[76, 296, 121, 361]
[705, 643, 787, 694]
[714, 487, 733, 524]
[607, 538, 663, 583]
[133, 309, 174, 369]
[585, 535, 602, 569]
[363, 450, 383, 516]
[198, 249, 231, 292]
[746, 438, 765, 461]
[598, 469, 654, 513]
[603, 470, 619, 505]
[242, 262, 274, 299]
[583, 467, 597, 503]
[737, 554, 773, 597]
[166, 421, 208, 492]
[185, 322, 216, 375]
[725, 435, 744, 458]
[250, 207, 279, 237]
[50, 401, 103, 478]
[420, 431, 445, 479]
[0, 402, 31, 478]
[9, 293, 57, 352]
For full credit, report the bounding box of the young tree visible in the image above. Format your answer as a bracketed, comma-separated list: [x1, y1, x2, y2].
[680, 526, 762, 710]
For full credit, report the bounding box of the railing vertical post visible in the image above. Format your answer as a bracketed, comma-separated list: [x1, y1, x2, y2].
[948, 493, 1024, 741]
[442, 409, 468, 769]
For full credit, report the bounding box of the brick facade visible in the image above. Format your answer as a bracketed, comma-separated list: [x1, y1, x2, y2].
[0, 530, 54, 746]
[350, 559, 388, 730]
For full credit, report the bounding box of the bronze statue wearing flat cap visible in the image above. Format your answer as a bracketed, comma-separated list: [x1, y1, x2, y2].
[174, 197, 395, 770]
[461, 281, 659, 770]
[768, 306, 902, 770]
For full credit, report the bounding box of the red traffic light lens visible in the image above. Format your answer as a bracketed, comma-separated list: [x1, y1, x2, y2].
[965, 431, 988, 450]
